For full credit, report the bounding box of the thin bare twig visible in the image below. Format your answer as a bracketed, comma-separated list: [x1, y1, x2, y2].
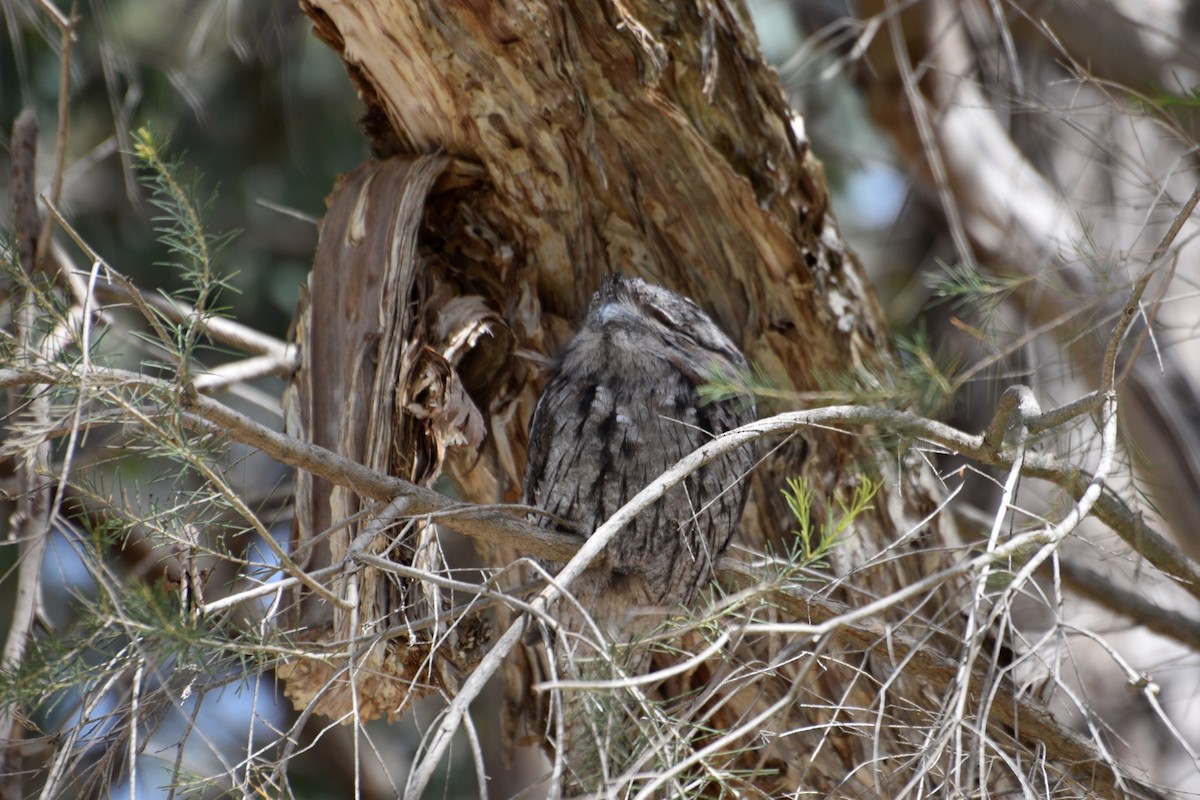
[11, 110, 39, 275]
[43, 200, 296, 365]
[0, 362, 1176, 799]
[33, 3, 75, 272]
[398, 270, 1179, 797]
[3, 356, 1195, 605]
[1, 109, 54, 789]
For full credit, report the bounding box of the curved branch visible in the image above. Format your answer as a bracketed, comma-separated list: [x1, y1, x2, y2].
[0, 350, 1183, 798]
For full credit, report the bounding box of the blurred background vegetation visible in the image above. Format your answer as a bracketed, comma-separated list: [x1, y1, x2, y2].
[2, 1, 367, 337]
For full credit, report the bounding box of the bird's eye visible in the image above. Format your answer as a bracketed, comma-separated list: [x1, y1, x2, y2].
[644, 304, 676, 328]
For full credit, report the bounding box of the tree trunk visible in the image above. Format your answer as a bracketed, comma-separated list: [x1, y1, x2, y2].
[281, 1, 1158, 796]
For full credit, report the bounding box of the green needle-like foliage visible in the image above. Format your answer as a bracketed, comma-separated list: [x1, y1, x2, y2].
[781, 474, 879, 568]
[131, 127, 239, 383]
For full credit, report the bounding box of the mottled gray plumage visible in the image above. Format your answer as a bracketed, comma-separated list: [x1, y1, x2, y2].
[524, 275, 755, 621]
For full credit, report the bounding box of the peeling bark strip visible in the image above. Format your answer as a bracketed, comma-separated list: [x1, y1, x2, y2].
[286, 2, 1142, 797]
[281, 156, 494, 720]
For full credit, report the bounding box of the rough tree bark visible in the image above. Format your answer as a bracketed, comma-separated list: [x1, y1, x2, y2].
[278, 1, 1160, 797]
